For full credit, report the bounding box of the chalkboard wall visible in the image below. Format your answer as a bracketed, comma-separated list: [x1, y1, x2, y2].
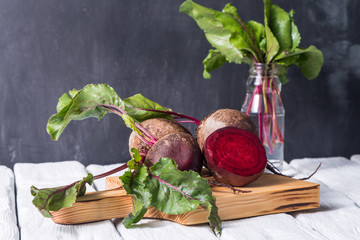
[1, 0, 359, 168]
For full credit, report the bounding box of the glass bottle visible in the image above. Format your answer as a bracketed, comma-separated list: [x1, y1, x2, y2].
[241, 63, 285, 171]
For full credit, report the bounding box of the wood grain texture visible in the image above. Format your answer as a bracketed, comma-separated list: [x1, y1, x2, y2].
[9, 157, 360, 240]
[0, 166, 19, 240]
[87, 158, 360, 239]
[51, 173, 319, 225]
[86, 164, 222, 240]
[86, 163, 126, 192]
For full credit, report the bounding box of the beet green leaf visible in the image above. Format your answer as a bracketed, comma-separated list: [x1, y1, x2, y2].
[123, 94, 174, 122]
[289, 10, 301, 51]
[181, 0, 323, 82]
[276, 45, 323, 80]
[119, 150, 222, 236]
[263, 0, 280, 63]
[149, 158, 222, 236]
[47, 84, 123, 141]
[31, 173, 93, 218]
[180, 0, 248, 65]
[220, 3, 264, 63]
[268, 3, 292, 52]
[202, 49, 227, 79]
[120, 165, 151, 227]
[47, 84, 176, 142]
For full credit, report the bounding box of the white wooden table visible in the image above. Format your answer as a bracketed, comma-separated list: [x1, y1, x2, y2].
[1, 155, 360, 240]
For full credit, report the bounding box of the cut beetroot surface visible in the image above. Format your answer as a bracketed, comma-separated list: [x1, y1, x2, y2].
[196, 109, 257, 152]
[204, 127, 267, 177]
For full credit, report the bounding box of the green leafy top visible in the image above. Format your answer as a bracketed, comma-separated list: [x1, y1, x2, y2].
[120, 152, 222, 236]
[34, 85, 223, 235]
[31, 148, 222, 236]
[123, 93, 174, 122]
[47, 84, 174, 141]
[180, 0, 323, 83]
[31, 174, 93, 218]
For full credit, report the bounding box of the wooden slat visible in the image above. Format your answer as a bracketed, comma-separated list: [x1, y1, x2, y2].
[290, 157, 360, 204]
[14, 161, 123, 240]
[350, 154, 360, 164]
[287, 157, 360, 240]
[51, 173, 319, 225]
[0, 166, 19, 240]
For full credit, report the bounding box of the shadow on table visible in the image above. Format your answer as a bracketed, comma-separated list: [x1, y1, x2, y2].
[289, 205, 333, 217]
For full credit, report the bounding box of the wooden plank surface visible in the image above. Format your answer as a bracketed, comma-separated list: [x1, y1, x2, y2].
[10, 158, 359, 240]
[14, 161, 123, 240]
[285, 158, 360, 240]
[102, 173, 319, 224]
[350, 154, 360, 164]
[0, 166, 19, 240]
[290, 157, 360, 204]
[86, 164, 324, 240]
[51, 173, 320, 225]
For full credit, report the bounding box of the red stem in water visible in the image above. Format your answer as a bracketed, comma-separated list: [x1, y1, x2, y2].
[245, 75, 285, 150]
[268, 85, 284, 144]
[258, 94, 263, 143]
[264, 94, 274, 154]
[272, 89, 276, 144]
[246, 85, 260, 115]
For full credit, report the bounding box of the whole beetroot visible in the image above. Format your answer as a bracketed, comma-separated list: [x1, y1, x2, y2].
[145, 132, 202, 172]
[128, 118, 202, 172]
[127, 108, 265, 185]
[129, 118, 190, 156]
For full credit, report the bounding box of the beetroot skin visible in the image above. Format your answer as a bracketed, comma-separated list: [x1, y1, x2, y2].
[145, 132, 203, 173]
[196, 109, 257, 152]
[129, 118, 190, 156]
[204, 127, 267, 186]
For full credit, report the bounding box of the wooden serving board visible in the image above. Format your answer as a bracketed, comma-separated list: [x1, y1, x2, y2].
[51, 173, 319, 225]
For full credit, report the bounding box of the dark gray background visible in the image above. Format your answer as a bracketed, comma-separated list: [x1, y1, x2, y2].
[1, 0, 359, 168]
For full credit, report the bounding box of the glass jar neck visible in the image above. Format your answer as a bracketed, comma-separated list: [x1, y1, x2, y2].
[249, 63, 278, 77]
[247, 63, 281, 90]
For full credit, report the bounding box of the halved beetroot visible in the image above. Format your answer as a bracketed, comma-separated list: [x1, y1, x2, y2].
[204, 127, 267, 186]
[196, 109, 257, 152]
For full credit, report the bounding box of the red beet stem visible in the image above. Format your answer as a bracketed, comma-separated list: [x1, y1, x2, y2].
[40, 162, 129, 211]
[151, 174, 195, 200]
[264, 94, 274, 154]
[131, 107, 202, 126]
[204, 127, 267, 177]
[272, 89, 276, 144]
[258, 91, 263, 143]
[101, 104, 157, 146]
[93, 162, 129, 180]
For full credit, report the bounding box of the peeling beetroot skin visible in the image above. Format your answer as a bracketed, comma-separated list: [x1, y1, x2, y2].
[204, 127, 267, 186]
